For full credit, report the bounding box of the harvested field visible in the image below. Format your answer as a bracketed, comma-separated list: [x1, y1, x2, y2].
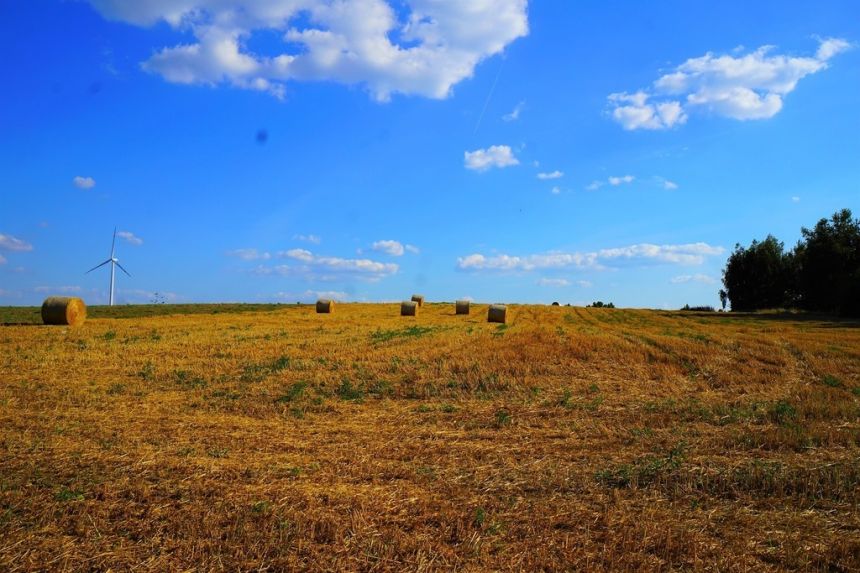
[1, 303, 859, 571]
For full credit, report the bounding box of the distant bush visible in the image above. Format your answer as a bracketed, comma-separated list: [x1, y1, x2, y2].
[680, 304, 715, 312]
[587, 301, 615, 308]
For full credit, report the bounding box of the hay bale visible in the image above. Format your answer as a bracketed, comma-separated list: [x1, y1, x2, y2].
[411, 294, 425, 307]
[316, 299, 334, 313]
[401, 300, 418, 316]
[487, 304, 507, 324]
[455, 300, 470, 315]
[41, 296, 87, 326]
[551, 301, 560, 306]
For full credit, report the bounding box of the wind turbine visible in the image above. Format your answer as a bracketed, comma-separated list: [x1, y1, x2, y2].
[86, 227, 131, 306]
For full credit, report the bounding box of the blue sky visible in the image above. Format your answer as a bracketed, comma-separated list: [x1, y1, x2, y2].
[1, 0, 858, 307]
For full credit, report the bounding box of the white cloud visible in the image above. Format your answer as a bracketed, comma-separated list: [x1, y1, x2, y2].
[816, 37, 852, 61]
[294, 234, 321, 244]
[586, 175, 637, 190]
[537, 278, 570, 287]
[458, 242, 724, 272]
[117, 231, 143, 245]
[661, 179, 679, 190]
[404, 244, 420, 254]
[464, 145, 519, 171]
[226, 248, 271, 261]
[502, 100, 525, 121]
[791, 196, 801, 203]
[550, 186, 562, 195]
[372, 239, 405, 256]
[608, 175, 635, 186]
[609, 38, 851, 129]
[608, 91, 687, 130]
[258, 248, 398, 280]
[0, 234, 33, 252]
[86, 0, 528, 101]
[0, 254, 6, 265]
[73, 176, 96, 189]
[275, 289, 349, 302]
[670, 274, 717, 285]
[34, 285, 83, 294]
[537, 170, 563, 180]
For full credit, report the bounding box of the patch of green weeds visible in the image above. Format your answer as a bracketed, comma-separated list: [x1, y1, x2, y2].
[769, 400, 797, 425]
[596, 442, 687, 488]
[173, 369, 207, 389]
[367, 379, 394, 398]
[336, 379, 364, 401]
[275, 381, 308, 404]
[206, 447, 229, 458]
[211, 389, 241, 400]
[138, 361, 155, 382]
[494, 408, 512, 427]
[55, 487, 85, 502]
[474, 507, 486, 528]
[370, 326, 438, 343]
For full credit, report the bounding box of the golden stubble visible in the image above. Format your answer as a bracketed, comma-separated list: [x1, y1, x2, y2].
[1, 303, 858, 571]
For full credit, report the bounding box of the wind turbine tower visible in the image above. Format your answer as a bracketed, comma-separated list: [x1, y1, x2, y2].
[86, 227, 131, 306]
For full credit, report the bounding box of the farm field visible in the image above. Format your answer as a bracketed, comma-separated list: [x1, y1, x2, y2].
[1, 303, 859, 571]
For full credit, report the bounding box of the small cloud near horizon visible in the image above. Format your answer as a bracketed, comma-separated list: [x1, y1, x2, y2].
[537, 170, 563, 180]
[73, 176, 96, 189]
[117, 231, 143, 245]
[464, 145, 519, 171]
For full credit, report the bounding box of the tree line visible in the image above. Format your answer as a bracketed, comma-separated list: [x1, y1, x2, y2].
[720, 208, 860, 316]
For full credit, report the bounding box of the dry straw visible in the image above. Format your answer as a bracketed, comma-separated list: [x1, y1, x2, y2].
[488, 304, 507, 324]
[41, 296, 87, 326]
[401, 300, 419, 316]
[455, 300, 470, 315]
[316, 299, 334, 314]
[411, 294, 425, 307]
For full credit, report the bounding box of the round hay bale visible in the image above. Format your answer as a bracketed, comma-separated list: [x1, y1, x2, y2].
[487, 304, 507, 324]
[455, 300, 470, 315]
[401, 300, 419, 316]
[41, 296, 87, 326]
[411, 294, 425, 307]
[551, 301, 560, 306]
[316, 299, 334, 313]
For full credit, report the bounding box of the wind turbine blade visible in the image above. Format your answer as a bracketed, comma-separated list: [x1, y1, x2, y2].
[115, 262, 132, 277]
[86, 259, 112, 274]
[111, 227, 117, 257]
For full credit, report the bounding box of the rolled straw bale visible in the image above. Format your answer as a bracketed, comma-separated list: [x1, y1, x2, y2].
[41, 296, 87, 326]
[401, 300, 418, 316]
[316, 299, 334, 313]
[411, 294, 425, 307]
[551, 302, 560, 306]
[455, 300, 470, 315]
[487, 304, 507, 324]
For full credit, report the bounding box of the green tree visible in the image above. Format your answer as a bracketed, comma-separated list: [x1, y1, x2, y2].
[794, 208, 860, 316]
[721, 235, 793, 311]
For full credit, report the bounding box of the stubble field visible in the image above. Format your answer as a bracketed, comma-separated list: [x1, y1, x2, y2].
[1, 303, 859, 571]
